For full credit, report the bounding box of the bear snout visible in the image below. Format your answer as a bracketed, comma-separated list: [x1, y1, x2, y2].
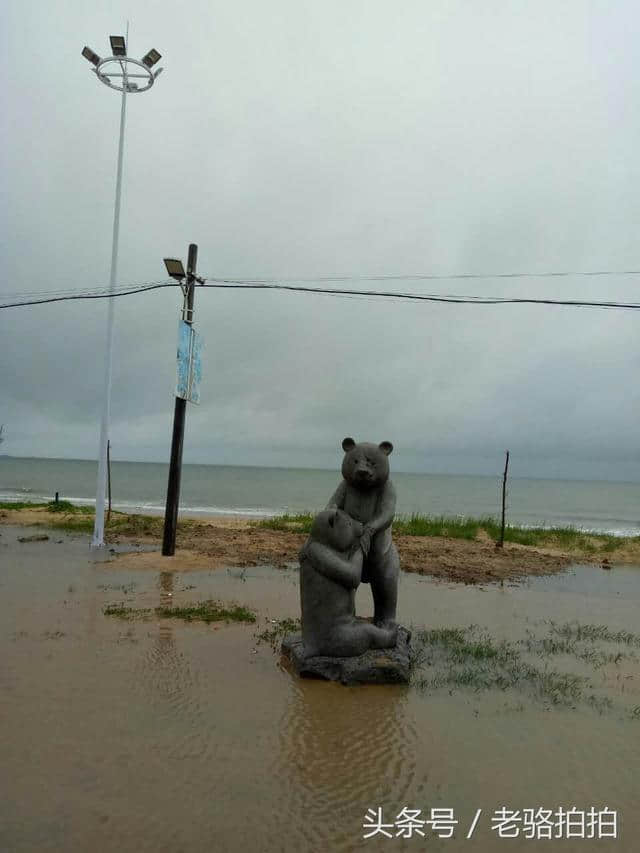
[355, 468, 373, 482]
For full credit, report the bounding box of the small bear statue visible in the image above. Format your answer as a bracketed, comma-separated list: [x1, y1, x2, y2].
[326, 437, 400, 629]
[299, 508, 397, 658]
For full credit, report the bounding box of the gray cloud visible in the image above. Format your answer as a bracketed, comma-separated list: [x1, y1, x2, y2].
[2, 0, 639, 481]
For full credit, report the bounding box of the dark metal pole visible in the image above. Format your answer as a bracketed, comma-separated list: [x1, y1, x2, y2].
[106, 439, 112, 523]
[162, 243, 197, 556]
[497, 449, 510, 549]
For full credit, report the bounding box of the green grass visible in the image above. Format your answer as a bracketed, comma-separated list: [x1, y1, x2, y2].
[411, 622, 638, 709]
[104, 599, 256, 624]
[255, 617, 301, 650]
[548, 621, 640, 647]
[522, 630, 633, 668]
[479, 518, 632, 551]
[4, 499, 637, 555]
[103, 603, 151, 619]
[393, 515, 482, 539]
[47, 516, 96, 532]
[0, 500, 169, 535]
[0, 499, 93, 514]
[255, 511, 638, 553]
[50, 511, 205, 537]
[46, 500, 93, 514]
[0, 501, 49, 510]
[158, 600, 256, 624]
[416, 626, 518, 666]
[255, 513, 314, 533]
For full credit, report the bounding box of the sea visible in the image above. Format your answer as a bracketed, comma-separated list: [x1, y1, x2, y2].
[1, 456, 639, 537]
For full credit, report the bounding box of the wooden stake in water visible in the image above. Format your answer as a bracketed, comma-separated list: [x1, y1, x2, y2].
[498, 450, 510, 548]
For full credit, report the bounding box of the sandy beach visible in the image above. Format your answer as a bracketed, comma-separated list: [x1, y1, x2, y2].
[2, 504, 640, 584]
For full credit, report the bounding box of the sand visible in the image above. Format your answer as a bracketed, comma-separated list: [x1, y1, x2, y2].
[4, 505, 639, 583]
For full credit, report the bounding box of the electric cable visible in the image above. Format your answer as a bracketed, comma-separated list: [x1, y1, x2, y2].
[2, 271, 640, 310]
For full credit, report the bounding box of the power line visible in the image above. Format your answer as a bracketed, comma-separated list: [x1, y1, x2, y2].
[1, 272, 640, 310]
[199, 281, 640, 310]
[0, 280, 177, 309]
[204, 268, 640, 283]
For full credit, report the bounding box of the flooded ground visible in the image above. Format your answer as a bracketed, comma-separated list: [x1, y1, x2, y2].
[1, 525, 639, 852]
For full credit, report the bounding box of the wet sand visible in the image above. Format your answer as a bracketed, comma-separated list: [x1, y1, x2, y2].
[1, 524, 639, 852]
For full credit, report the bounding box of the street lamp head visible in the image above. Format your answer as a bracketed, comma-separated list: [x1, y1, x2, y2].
[82, 46, 101, 66]
[142, 48, 162, 68]
[109, 35, 127, 56]
[164, 258, 186, 281]
[82, 36, 163, 93]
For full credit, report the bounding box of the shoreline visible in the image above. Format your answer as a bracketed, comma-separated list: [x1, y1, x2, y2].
[1, 497, 638, 538]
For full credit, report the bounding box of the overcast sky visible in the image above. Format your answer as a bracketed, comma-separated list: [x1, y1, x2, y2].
[1, 0, 639, 481]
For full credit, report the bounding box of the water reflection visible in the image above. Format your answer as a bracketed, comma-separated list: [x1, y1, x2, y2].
[130, 572, 203, 756]
[276, 676, 419, 849]
[158, 570, 175, 605]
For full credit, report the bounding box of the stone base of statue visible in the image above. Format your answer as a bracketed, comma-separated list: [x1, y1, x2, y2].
[281, 626, 412, 686]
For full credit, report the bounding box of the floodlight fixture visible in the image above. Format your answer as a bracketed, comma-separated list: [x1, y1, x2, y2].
[110, 35, 127, 56]
[82, 46, 101, 66]
[142, 48, 162, 68]
[164, 258, 186, 281]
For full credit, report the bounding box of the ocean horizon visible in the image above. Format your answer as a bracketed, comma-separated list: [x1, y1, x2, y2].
[1, 455, 639, 537]
[3, 452, 640, 483]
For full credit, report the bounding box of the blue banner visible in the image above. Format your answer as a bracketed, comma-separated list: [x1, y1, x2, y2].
[176, 320, 202, 404]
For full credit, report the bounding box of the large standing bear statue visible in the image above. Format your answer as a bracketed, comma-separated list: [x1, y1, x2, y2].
[326, 437, 400, 629]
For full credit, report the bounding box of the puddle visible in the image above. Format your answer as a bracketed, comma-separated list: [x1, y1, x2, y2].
[1, 526, 639, 852]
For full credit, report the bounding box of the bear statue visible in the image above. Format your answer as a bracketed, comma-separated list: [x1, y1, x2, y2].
[299, 508, 397, 658]
[326, 437, 400, 629]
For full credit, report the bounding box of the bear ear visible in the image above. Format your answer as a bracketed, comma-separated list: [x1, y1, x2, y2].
[342, 437, 356, 452]
[378, 441, 393, 456]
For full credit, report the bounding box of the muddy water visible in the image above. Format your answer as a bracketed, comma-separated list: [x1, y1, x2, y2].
[1, 526, 639, 853]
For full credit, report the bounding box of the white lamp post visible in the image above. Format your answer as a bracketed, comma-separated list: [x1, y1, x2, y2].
[81, 35, 163, 547]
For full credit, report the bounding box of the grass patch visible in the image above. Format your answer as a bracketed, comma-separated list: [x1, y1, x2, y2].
[45, 510, 166, 536]
[548, 621, 640, 648]
[256, 511, 638, 554]
[255, 514, 314, 533]
[479, 518, 632, 551]
[586, 694, 614, 714]
[0, 500, 185, 537]
[255, 617, 301, 650]
[47, 516, 95, 532]
[0, 499, 93, 515]
[104, 599, 256, 624]
[103, 603, 151, 619]
[0, 501, 49, 510]
[522, 631, 633, 668]
[46, 500, 93, 514]
[410, 623, 636, 708]
[394, 515, 481, 539]
[158, 600, 256, 624]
